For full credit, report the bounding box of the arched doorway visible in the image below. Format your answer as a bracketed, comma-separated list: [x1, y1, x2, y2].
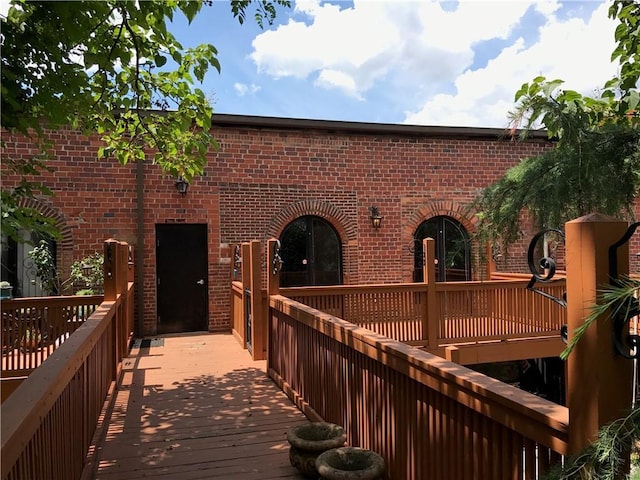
[413, 216, 471, 282]
[279, 216, 343, 287]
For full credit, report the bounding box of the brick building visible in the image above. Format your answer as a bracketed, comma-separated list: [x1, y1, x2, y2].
[6, 113, 631, 336]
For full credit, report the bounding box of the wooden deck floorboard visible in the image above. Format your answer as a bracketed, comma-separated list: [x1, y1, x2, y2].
[90, 333, 309, 480]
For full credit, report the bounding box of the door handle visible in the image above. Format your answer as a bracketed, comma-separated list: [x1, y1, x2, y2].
[196, 279, 205, 285]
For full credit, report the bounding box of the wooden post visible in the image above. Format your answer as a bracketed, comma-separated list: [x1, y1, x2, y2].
[486, 243, 496, 280]
[249, 240, 265, 360]
[117, 241, 128, 296]
[424, 238, 439, 350]
[229, 244, 237, 339]
[565, 214, 633, 455]
[104, 239, 122, 378]
[241, 243, 251, 350]
[117, 241, 130, 361]
[266, 239, 281, 370]
[103, 239, 119, 302]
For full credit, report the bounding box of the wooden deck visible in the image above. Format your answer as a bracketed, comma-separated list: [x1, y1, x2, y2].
[87, 333, 310, 480]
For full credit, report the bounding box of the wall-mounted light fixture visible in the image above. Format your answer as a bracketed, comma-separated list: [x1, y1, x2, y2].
[370, 206, 383, 229]
[175, 176, 189, 196]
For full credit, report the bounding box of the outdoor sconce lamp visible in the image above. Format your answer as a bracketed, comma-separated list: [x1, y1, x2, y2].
[370, 206, 383, 229]
[175, 176, 189, 196]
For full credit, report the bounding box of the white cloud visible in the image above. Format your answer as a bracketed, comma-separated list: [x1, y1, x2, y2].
[404, 1, 617, 127]
[249, 0, 545, 97]
[234, 82, 261, 96]
[223, 0, 619, 127]
[315, 69, 362, 99]
[250, 1, 404, 92]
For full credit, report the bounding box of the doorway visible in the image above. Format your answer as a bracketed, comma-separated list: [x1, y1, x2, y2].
[279, 216, 342, 287]
[156, 224, 208, 334]
[413, 216, 471, 282]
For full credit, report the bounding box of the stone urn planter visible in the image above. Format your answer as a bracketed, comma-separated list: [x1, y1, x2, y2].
[315, 447, 385, 480]
[287, 422, 346, 478]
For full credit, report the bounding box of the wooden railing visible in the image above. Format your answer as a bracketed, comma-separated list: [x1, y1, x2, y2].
[2, 296, 102, 373]
[1, 240, 133, 480]
[281, 279, 566, 352]
[268, 295, 568, 479]
[282, 283, 426, 342]
[436, 280, 566, 344]
[230, 238, 567, 363]
[229, 241, 267, 360]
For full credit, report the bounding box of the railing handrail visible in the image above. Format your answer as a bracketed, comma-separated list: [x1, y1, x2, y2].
[269, 293, 569, 455]
[281, 277, 566, 295]
[1, 296, 119, 476]
[435, 278, 564, 291]
[1, 295, 104, 307]
[1, 239, 133, 480]
[281, 282, 427, 296]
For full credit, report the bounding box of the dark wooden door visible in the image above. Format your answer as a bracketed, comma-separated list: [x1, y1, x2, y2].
[156, 224, 208, 334]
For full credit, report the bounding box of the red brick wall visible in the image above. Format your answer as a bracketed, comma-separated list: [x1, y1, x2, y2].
[4, 117, 638, 336]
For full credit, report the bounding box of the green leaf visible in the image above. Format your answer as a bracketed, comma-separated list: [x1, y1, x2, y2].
[2, 0, 289, 238]
[155, 54, 167, 67]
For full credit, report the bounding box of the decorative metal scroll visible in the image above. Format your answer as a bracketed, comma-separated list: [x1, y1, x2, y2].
[608, 221, 640, 359]
[272, 240, 284, 275]
[526, 228, 567, 308]
[233, 245, 241, 279]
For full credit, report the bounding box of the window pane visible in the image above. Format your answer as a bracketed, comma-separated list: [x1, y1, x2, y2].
[280, 216, 342, 287]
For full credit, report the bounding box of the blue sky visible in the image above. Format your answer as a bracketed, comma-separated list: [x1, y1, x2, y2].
[168, 0, 617, 129]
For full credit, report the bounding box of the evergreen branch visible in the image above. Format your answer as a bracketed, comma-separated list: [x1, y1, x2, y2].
[561, 277, 640, 360]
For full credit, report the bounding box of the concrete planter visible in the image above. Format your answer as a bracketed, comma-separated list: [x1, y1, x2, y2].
[315, 447, 385, 480]
[287, 422, 346, 478]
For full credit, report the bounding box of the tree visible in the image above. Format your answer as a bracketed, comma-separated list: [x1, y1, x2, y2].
[473, 0, 640, 247]
[473, 2, 640, 478]
[0, 0, 290, 242]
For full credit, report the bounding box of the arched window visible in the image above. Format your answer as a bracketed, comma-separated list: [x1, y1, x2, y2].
[1, 231, 57, 297]
[413, 216, 471, 282]
[280, 216, 342, 287]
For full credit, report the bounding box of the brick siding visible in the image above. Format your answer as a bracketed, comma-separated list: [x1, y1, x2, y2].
[3, 116, 639, 335]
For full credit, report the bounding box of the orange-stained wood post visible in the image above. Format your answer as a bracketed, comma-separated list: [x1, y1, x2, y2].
[240, 243, 251, 349]
[103, 239, 119, 302]
[104, 239, 130, 364]
[117, 240, 130, 362]
[117, 240, 128, 296]
[423, 238, 439, 350]
[249, 240, 266, 360]
[486, 242, 496, 280]
[565, 214, 633, 455]
[266, 238, 281, 370]
[229, 244, 238, 342]
[103, 239, 124, 377]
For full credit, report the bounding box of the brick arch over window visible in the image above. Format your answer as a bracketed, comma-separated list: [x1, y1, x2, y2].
[266, 200, 356, 243]
[17, 198, 74, 281]
[17, 198, 73, 248]
[404, 201, 483, 281]
[266, 200, 358, 284]
[404, 201, 477, 244]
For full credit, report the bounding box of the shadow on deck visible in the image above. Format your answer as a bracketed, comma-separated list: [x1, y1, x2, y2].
[87, 333, 309, 480]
